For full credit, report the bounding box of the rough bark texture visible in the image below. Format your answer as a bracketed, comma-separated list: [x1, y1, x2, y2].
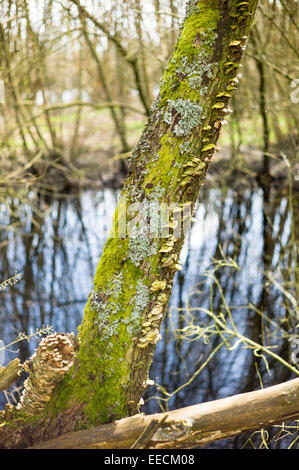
[30, 378, 299, 449]
[0, 0, 260, 448]
[0, 359, 22, 392]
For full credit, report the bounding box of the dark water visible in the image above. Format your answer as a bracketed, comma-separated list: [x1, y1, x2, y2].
[0, 183, 298, 448]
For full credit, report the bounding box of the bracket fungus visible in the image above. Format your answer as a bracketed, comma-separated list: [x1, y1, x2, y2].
[17, 333, 76, 416]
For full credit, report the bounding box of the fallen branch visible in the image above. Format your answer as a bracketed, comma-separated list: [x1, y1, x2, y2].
[30, 378, 299, 449]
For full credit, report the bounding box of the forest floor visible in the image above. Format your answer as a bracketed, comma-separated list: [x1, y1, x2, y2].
[35, 109, 299, 193]
[40, 137, 298, 195]
[1, 106, 298, 195]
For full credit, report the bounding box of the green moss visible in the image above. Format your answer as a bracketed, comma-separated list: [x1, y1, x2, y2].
[45, 214, 159, 423]
[185, 0, 201, 18]
[159, 1, 220, 108]
[55, 209, 165, 424]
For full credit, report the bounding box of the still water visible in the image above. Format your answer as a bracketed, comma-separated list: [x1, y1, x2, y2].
[0, 184, 297, 448]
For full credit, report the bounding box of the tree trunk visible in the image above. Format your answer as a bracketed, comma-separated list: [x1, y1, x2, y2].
[0, 0, 260, 448]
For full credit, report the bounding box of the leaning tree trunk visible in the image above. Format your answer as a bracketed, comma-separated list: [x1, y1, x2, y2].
[0, 0, 259, 447]
[47, 0, 259, 425]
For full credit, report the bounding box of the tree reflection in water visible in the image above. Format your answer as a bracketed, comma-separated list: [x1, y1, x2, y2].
[0, 183, 297, 448]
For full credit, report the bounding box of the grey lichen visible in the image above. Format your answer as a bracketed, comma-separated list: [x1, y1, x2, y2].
[175, 28, 218, 93]
[90, 292, 110, 322]
[89, 273, 124, 339]
[110, 272, 123, 299]
[163, 99, 203, 136]
[89, 273, 150, 339]
[128, 234, 151, 267]
[127, 192, 165, 266]
[185, 0, 201, 19]
[179, 140, 191, 155]
[127, 279, 150, 335]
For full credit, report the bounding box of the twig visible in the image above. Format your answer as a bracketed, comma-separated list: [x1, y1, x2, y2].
[131, 415, 168, 448]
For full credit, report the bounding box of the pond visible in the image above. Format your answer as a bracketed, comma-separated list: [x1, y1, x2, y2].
[0, 182, 297, 448]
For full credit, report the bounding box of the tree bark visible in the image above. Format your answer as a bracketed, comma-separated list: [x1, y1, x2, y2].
[0, 0, 260, 447]
[29, 378, 299, 449]
[0, 359, 22, 392]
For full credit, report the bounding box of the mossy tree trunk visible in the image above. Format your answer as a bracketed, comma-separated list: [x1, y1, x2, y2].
[49, 0, 259, 425]
[0, 0, 259, 447]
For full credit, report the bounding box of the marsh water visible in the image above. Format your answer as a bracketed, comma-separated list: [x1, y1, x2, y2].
[0, 182, 297, 448]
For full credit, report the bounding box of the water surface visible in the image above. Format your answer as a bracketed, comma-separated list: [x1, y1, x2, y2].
[0, 184, 297, 448]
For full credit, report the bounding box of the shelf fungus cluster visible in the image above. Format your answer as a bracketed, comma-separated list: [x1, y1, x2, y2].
[150, 280, 167, 292]
[229, 2, 252, 32]
[179, 157, 206, 188]
[17, 333, 76, 416]
[177, 7, 249, 186]
[137, 285, 169, 349]
[136, 205, 191, 350]
[160, 215, 184, 271]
